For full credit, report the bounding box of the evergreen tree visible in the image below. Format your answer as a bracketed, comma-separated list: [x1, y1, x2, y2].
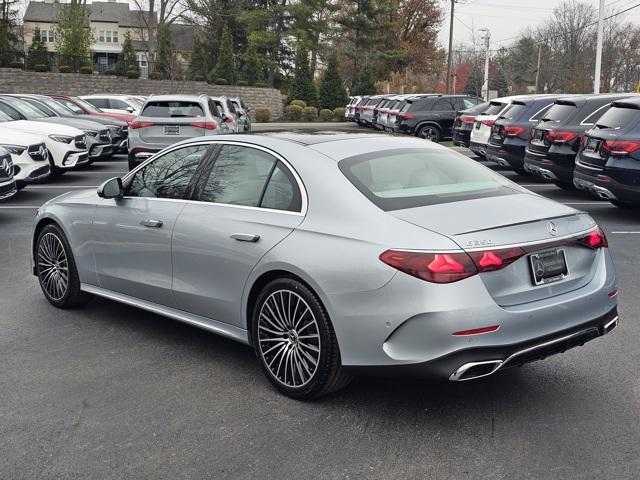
[115, 32, 138, 77]
[0, 0, 19, 67]
[318, 53, 347, 110]
[242, 34, 263, 86]
[288, 45, 317, 106]
[188, 36, 208, 79]
[27, 26, 49, 70]
[55, 0, 92, 71]
[209, 23, 237, 84]
[354, 66, 376, 95]
[155, 24, 175, 80]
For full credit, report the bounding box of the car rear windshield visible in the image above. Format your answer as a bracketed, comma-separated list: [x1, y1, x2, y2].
[339, 148, 517, 211]
[499, 103, 528, 120]
[541, 103, 576, 122]
[142, 101, 205, 118]
[592, 106, 640, 130]
[482, 102, 505, 115]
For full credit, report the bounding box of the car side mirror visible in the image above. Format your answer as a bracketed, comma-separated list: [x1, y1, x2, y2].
[97, 177, 123, 199]
[126, 106, 135, 113]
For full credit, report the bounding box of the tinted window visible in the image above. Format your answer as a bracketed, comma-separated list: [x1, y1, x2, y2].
[592, 106, 640, 129]
[127, 145, 209, 199]
[4, 98, 48, 118]
[399, 102, 411, 113]
[0, 102, 22, 120]
[260, 162, 302, 212]
[482, 102, 506, 115]
[581, 104, 611, 125]
[110, 99, 132, 110]
[461, 102, 490, 115]
[340, 148, 516, 211]
[461, 98, 479, 109]
[531, 104, 552, 121]
[500, 103, 527, 120]
[57, 99, 84, 114]
[22, 98, 56, 116]
[87, 98, 109, 109]
[142, 101, 204, 118]
[542, 103, 576, 122]
[433, 98, 453, 110]
[200, 145, 276, 206]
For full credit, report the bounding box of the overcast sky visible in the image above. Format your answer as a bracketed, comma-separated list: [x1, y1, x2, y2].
[438, 0, 640, 49]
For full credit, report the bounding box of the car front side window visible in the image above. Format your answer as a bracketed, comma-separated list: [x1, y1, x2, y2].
[126, 145, 210, 199]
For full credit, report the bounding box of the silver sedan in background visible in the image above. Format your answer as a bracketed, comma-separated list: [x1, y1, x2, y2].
[31, 134, 618, 398]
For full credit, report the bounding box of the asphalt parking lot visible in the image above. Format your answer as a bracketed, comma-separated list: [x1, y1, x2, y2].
[1, 143, 640, 479]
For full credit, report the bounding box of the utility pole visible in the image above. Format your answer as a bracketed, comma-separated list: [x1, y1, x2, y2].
[479, 28, 491, 101]
[594, 0, 605, 93]
[534, 44, 543, 93]
[445, 0, 456, 94]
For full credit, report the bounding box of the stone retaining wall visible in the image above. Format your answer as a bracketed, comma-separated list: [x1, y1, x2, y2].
[0, 68, 283, 119]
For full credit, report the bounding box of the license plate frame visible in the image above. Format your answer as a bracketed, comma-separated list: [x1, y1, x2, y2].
[533, 129, 544, 141]
[529, 248, 569, 286]
[164, 125, 180, 135]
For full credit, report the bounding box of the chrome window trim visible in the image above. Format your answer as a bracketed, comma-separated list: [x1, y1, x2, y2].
[580, 103, 612, 126]
[123, 139, 308, 216]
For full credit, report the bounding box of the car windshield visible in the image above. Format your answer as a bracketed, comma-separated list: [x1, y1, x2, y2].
[339, 148, 518, 211]
[3, 98, 48, 118]
[42, 98, 76, 116]
[541, 103, 576, 122]
[593, 106, 640, 130]
[0, 110, 12, 122]
[142, 101, 205, 118]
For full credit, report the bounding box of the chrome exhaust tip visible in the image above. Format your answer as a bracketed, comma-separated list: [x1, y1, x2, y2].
[449, 360, 503, 381]
[603, 316, 619, 334]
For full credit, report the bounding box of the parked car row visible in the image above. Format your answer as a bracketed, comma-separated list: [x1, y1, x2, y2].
[0, 92, 252, 201]
[346, 94, 483, 142]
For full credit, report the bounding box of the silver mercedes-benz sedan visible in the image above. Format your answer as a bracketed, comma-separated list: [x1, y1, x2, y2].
[31, 134, 618, 398]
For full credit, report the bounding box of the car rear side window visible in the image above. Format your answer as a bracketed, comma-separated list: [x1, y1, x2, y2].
[542, 103, 576, 122]
[199, 145, 276, 207]
[592, 106, 640, 129]
[126, 145, 210, 199]
[433, 98, 454, 110]
[339, 148, 517, 211]
[110, 99, 131, 110]
[482, 103, 505, 115]
[88, 98, 108, 109]
[142, 101, 205, 118]
[260, 162, 302, 212]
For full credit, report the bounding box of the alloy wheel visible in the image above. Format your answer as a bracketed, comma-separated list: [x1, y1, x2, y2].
[419, 126, 439, 141]
[37, 232, 69, 301]
[257, 289, 321, 388]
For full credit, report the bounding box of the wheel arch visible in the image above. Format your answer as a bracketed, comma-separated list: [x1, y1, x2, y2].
[415, 121, 442, 135]
[31, 216, 63, 274]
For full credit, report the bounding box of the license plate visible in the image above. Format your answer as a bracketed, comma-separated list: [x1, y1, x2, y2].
[530, 249, 568, 285]
[164, 125, 180, 135]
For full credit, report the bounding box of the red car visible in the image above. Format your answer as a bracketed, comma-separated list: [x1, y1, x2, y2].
[50, 95, 136, 123]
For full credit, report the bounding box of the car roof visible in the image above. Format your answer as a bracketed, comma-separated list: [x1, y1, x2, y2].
[144, 94, 209, 102]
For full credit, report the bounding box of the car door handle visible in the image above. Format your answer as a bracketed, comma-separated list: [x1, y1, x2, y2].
[140, 219, 163, 228]
[230, 233, 260, 243]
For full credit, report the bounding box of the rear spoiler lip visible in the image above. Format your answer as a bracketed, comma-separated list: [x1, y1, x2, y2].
[611, 101, 640, 110]
[452, 213, 581, 236]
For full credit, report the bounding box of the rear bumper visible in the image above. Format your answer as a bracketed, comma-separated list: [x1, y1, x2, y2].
[574, 167, 640, 203]
[89, 143, 113, 159]
[469, 140, 488, 157]
[452, 129, 471, 148]
[525, 150, 576, 182]
[486, 142, 527, 171]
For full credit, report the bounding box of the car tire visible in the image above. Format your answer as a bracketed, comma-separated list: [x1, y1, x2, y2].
[35, 224, 93, 308]
[553, 181, 575, 190]
[417, 125, 441, 142]
[251, 277, 351, 399]
[611, 200, 640, 210]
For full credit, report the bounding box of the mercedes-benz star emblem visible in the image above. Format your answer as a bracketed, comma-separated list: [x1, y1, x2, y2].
[2, 157, 13, 177]
[547, 221, 558, 236]
[533, 258, 545, 278]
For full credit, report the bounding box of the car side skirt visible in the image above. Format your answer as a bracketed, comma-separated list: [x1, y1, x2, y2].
[81, 284, 250, 345]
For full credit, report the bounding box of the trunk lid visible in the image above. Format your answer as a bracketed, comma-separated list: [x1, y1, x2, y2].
[138, 117, 206, 144]
[391, 194, 599, 306]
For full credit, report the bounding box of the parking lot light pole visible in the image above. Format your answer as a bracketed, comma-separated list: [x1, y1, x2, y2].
[445, 0, 457, 94]
[479, 28, 491, 101]
[594, 0, 605, 93]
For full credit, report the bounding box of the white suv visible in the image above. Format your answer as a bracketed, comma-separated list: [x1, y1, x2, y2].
[0, 127, 51, 188]
[0, 111, 88, 173]
[80, 95, 143, 116]
[469, 95, 524, 157]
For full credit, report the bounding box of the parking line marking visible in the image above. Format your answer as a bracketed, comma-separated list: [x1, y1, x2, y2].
[561, 202, 609, 205]
[611, 231, 640, 234]
[24, 185, 97, 189]
[521, 184, 556, 187]
[0, 205, 40, 209]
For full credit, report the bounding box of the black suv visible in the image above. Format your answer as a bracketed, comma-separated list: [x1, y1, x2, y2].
[452, 101, 489, 148]
[486, 95, 569, 174]
[395, 95, 483, 142]
[574, 97, 640, 208]
[523, 94, 635, 189]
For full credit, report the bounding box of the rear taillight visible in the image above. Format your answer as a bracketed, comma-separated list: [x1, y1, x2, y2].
[601, 140, 640, 155]
[504, 126, 526, 137]
[129, 120, 153, 129]
[576, 227, 608, 249]
[546, 130, 577, 144]
[398, 112, 415, 120]
[460, 115, 476, 124]
[191, 120, 218, 130]
[481, 119, 495, 127]
[468, 247, 526, 272]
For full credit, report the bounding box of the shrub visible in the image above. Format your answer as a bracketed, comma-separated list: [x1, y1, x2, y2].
[126, 68, 140, 79]
[214, 77, 229, 85]
[255, 108, 271, 123]
[80, 66, 92, 74]
[319, 108, 333, 121]
[290, 99, 306, 109]
[9, 60, 23, 69]
[58, 65, 72, 73]
[237, 80, 248, 87]
[34, 64, 48, 72]
[193, 74, 205, 82]
[284, 104, 303, 121]
[333, 107, 346, 120]
[104, 69, 117, 76]
[149, 70, 162, 80]
[302, 106, 318, 121]
[255, 81, 267, 87]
